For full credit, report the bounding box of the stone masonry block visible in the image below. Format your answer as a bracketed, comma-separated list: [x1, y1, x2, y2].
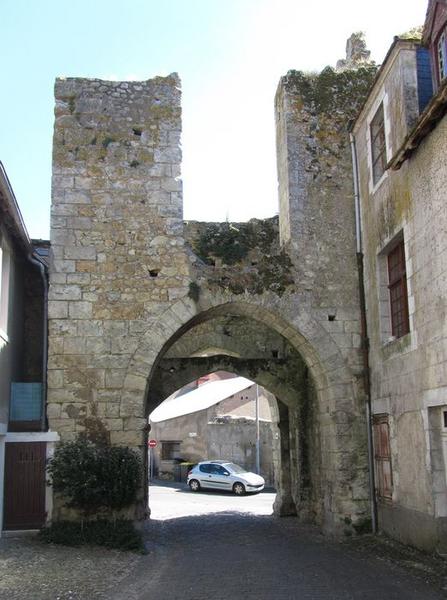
[123, 417, 147, 431]
[69, 301, 93, 319]
[64, 245, 97, 260]
[67, 273, 91, 284]
[76, 320, 103, 336]
[120, 391, 145, 417]
[123, 374, 148, 392]
[51, 273, 68, 284]
[105, 403, 121, 418]
[49, 284, 81, 301]
[105, 369, 126, 389]
[47, 369, 64, 389]
[47, 403, 62, 418]
[48, 418, 76, 432]
[53, 259, 76, 273]
[64, 336, 87, 355]
[105, 418, 124, 431]
[48, 300, 68, 319]
[48, 337, 64, 356]
[85, 337, 111, 354]
[110, 430, 145, 447]
[111, 336, 139, 355]
[64, 190, 91, 204]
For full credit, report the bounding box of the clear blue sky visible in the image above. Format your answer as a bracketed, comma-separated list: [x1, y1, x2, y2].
[1, 0, 427, 239]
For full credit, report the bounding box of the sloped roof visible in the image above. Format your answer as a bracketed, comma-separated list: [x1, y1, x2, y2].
[149, 376, 254, 422]
[423, 0, 447, 43]
[0, 161, 31, 252]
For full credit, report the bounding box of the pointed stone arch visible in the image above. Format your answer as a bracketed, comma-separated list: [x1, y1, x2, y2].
[120, 296, 367, 533]
[121, 296, 350, 412]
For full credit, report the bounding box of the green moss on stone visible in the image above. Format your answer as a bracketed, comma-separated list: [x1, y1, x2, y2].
[285, 65, 378, 117]
[189, 217, 295, 297]
[188, 281, 200, 302]
[102, 136, 116, 149]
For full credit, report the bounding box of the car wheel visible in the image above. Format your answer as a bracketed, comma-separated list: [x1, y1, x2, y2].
[189, 479, 201, 492]
[233, 482, 245, 496]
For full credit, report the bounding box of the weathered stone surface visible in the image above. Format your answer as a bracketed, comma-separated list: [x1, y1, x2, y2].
[49, 69, 372, 532]
[352, 39, 447, 552]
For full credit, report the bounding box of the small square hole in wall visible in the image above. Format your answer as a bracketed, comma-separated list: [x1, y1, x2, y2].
[328, 314, 336, 322]
[149, 269, 159, 278]
[132, 127, 142, 137]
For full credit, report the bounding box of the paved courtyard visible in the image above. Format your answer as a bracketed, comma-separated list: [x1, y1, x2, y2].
[0, 481, 446, 599]
[148, 478, 276, 519]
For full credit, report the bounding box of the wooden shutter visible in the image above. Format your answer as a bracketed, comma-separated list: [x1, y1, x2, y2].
[3, 442, 46, 530]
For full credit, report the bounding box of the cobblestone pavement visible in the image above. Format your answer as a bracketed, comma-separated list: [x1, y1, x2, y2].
[1, 483, 446, 599]
[0, 535, 141, 600]
[110, 513, 447, 600]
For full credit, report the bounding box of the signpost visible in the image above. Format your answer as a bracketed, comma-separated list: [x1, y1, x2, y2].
[148, 439, 157, 481]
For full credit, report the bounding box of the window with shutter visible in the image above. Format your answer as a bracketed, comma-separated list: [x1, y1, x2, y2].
[161, 441, 181, 460]
[370, 103, 387, 185]
[387, 240, 410, 339]
[373, 414, 393, 501]
[437, 29, 447, 84]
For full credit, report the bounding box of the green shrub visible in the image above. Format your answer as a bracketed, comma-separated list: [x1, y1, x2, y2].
[39, 519, 144, 553]
[47, 439, 142, 518]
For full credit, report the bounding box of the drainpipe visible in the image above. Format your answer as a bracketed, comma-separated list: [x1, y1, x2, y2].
[255, 385, 260, 474]
[349, 131, 378, 534]
[28, 253, 48, 432]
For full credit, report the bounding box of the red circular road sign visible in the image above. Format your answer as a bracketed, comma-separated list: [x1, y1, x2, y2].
[148, 439, 157, 448]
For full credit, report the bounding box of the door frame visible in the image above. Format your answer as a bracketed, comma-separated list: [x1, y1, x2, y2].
[1, 431, 59, 536]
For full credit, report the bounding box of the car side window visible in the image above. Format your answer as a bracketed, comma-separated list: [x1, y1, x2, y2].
[215, 465, 229, 475]
[199, 464, 211, 473]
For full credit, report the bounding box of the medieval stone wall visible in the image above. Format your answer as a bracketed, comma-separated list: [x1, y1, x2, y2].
[48, 66, 376, 533]
[275, 66, 376, 306]
[48, 74, 190, 447]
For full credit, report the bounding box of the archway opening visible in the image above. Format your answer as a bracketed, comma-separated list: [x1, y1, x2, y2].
[143, 305, 324, 525]
[148, 370, 279, 520]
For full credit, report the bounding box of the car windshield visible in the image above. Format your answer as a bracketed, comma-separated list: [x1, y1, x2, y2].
[226, 463, 247, 474]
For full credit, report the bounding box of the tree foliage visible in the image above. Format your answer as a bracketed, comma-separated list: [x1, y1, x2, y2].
[48, 439, 142, 517]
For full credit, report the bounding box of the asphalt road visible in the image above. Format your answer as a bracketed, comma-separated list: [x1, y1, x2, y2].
[109, 481, 447, 600]
[2, 481, 445, 599]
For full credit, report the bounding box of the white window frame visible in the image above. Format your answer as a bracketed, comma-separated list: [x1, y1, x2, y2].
[437, 30, 447, 83]
[366, 91, 392, 194]
[376, 227, 417, 351]
[0, 239, 11, 344]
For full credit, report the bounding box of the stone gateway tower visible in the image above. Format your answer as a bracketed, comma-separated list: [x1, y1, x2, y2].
[48, 67, 374, 532]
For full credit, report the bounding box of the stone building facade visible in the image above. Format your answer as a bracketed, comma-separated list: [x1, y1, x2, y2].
[351, 2, 447, 552]
[48, 64, 374, 533]
[0, 163, 58, 534]
[150, 376, 279, 486]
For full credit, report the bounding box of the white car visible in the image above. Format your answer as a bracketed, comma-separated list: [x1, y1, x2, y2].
[187, 460, 265, 495]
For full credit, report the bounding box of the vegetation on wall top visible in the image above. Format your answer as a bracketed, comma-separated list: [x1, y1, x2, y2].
[188, 217, 295, 297]
[285, 65, 378, 118]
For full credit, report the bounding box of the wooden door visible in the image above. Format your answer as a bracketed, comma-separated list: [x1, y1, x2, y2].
[3, 442, 46, 530]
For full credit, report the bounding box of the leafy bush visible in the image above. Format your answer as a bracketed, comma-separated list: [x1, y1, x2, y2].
[39, 519, 145, 553]
[47, 439, 142, 518]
